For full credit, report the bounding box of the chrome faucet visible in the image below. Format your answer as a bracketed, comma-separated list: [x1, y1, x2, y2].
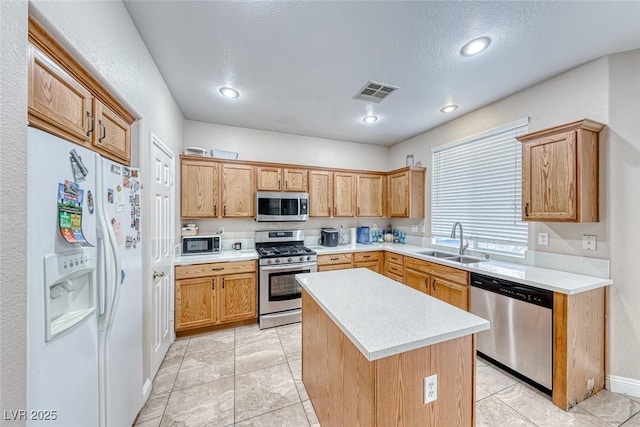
[451, 222, 468, 255]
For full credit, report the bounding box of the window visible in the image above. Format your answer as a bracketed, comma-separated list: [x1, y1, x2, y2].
[431, 118, 529, 256]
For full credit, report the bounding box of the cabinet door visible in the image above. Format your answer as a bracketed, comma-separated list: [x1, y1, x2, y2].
[356, 174, 384, 217]
[354, 260, 382, 274]
[28, 44, 92, 146]
[404, 268, 429, 294]
[175, 277, 216, 331]
[284, 168, 308, 192]
[222, 164, 255, 217]
[220, 272, 257, 323]
[256, 166, 282, 191]
[522, 132, 577, 221]
[388, 171, 409, 217]
[181, 159, 219, 218]
[309, 170, 333, 217]
[93, 99, 130, 164]
[430, 277, 469, 311]
[333, 172, 356, 217]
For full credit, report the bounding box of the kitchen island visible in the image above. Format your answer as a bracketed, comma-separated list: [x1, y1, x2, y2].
[296, 268, 489, 427]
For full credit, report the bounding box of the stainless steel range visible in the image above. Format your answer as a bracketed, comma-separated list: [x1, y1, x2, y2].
[256, 230, 317, 329]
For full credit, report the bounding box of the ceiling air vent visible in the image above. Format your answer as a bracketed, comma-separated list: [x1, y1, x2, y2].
[353, 81, 398, 104]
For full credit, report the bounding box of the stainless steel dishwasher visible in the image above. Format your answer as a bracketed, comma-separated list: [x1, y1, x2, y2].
[470, 273, 553, 395]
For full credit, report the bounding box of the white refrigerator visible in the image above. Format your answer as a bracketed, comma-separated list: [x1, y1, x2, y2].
[27, 127, 144, 427]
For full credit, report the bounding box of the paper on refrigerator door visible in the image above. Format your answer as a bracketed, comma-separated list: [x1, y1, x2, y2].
[57, 180, 91, 245]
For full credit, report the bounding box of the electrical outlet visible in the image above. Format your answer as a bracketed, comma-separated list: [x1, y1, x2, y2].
[424, 374, 437, 404]
[411, 225, 419, 232]
[583, 235, 597, 251]
[218, 226, 224, 235]
[373, 223, 377, 230]
[538, 232, 549, 246]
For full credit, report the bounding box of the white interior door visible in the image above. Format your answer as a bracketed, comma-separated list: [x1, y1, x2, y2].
[149, 134, 175, 377]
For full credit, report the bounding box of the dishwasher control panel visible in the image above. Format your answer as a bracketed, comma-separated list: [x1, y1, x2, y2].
[471, 273, 553, 309]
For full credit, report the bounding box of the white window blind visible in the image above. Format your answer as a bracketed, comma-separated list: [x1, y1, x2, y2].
[431, 119, 529, 255]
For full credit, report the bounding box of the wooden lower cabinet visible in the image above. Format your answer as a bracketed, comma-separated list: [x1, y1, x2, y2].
[175, 261, 257, 332]
[403, 256, 469, 311]
[354, 251, 382, 274]
[318, 253, 353, 272]
[384, 252, 404, 283]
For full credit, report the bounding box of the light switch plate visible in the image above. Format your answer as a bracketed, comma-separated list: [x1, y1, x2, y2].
[411, 225, 419, 232]
[538, 232, 549, 246]
[583, 235, 597, 251]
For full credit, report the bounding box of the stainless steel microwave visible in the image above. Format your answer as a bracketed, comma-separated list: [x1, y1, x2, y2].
[181, 235, 221, 256]
[256, 192, 309, 222]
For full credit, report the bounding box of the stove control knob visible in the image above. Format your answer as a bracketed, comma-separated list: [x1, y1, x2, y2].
[267, 259, 272, 264]
[288, 257, 293, 263]
[306, 256, 311, 261]
[275, 259, 280, 264]
[299, 256, 304, 262]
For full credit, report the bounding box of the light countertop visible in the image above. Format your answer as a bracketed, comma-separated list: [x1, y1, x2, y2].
[174, 249, 258, 265]
[309, 243, 613, 295]
[297, 268, 490, 361]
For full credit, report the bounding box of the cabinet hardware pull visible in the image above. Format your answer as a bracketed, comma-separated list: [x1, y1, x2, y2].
[86, 111, 94, 137]
[285, 180, 288, 190]
[357, 207, 360, 215]
[330, 257, 339, 261]
[432, 279, 436, 291]
[211, 278, 215, 290]
[334, 207, 337, 216]
[525, 203, 529, 217]
[214, 205, 217, 216]
[278, 180, 281, 189]
[211, 267, 224, 271]
[223, 205, 226, 216]
[98, 120, 106, 142]
[363, 255, 370, 258]
[405, 207, 407, 215]
[222, 278, 225, 289]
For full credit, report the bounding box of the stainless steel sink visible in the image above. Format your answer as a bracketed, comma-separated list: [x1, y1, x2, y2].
[416, 250, 458, 258]
[444, 255, 488, 264]
[416, 250, 488, 264]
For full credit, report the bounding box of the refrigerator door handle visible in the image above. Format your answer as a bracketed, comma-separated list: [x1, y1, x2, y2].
[96, 231, 108, 316]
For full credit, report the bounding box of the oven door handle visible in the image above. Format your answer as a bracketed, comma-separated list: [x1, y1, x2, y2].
[260, 262, 317, 272]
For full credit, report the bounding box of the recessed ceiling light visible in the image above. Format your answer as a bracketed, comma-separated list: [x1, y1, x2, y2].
[440, 104, 459, 113]
[362, 115, 378, 124]
[219, 87, 239, 98]
[460, 37, 492, 57]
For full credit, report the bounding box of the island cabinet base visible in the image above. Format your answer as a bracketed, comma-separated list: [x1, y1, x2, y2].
[302, 290, 476, 427]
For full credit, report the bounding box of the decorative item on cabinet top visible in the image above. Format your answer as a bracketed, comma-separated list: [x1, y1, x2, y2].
[211, 149, 239, 160]
[184, 147, 208, 156]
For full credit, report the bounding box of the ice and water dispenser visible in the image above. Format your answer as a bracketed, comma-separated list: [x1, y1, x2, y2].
[43, 247, 96, 341]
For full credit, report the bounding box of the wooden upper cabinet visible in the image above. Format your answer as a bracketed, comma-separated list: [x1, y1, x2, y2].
[309, 170, 333, 217]
[93, 99, 130, 164]
[28, 43, 92, 146]
[388, 167, 425, 218]
[181, 159, 219, 218]
[333, 172, 356, 217]
[256, 166, 283, 191]
[221, 164, 255, 217]
[27, 18, 135, 165]
[356, 173, 384, 217]
[519, 119, 604, 222]
[283, 168, 308, 192]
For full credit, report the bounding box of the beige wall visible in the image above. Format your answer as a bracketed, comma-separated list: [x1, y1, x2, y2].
[390, 57, 610, 259]
[0, 0, 29, 418]
[186, 120, 391, 171]
[390, 51, 640, 383]
[607, 49, 640, 384]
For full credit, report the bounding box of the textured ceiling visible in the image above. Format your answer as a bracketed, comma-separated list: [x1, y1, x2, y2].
[124, 1, 640, 146]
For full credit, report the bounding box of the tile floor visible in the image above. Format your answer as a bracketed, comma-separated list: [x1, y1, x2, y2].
[134, 323, 640, 427]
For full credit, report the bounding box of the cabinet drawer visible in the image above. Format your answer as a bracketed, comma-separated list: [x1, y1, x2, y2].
[385, 252, 404, 266]
[176, 260, 256, 279]
[318, 253, 353, 266]
[318, 263, 352, 272]
[404, 256, 468, 285]
[354, 251, 380, 262]
[385, 261, 404, 278]
[387, 272, 404, 284]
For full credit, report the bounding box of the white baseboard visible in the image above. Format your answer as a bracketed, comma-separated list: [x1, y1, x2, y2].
[607, 374, 640, 398]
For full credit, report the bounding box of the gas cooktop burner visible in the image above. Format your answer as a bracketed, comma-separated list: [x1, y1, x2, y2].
[257, 245, 315, 258]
